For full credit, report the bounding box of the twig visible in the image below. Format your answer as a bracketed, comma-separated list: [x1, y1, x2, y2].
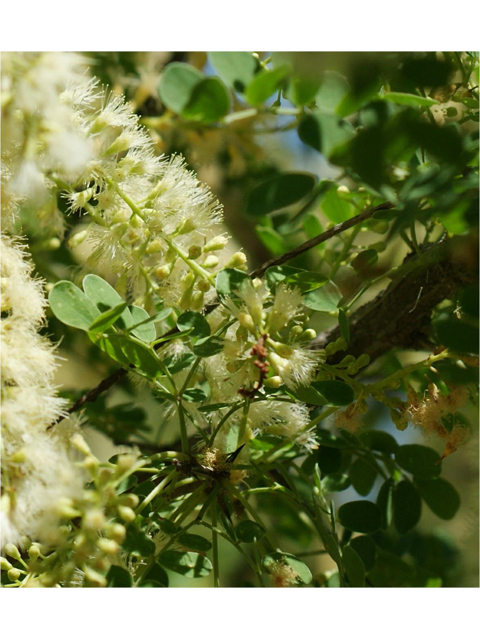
[249, 201, 394, 279]
[48, 367, 128, 428]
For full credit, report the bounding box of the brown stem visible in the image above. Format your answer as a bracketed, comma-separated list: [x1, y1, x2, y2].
[311, 238, 477, 363]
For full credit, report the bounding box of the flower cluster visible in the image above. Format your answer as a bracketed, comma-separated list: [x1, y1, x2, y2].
[206, 279, 320, 400]
[405, 383, 471, 458]
[0, 235, 82, 547]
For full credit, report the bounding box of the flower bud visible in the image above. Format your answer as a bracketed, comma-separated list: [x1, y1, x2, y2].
[226, 252, 247, 270]
[155, 264, 173, 279]
[19, 536, 31, 550]
[130, 214, 144, 229]
[56, 497, 80, 519]
[84, 509, 106, 532]
[197, 279, 211, 293]
[1, 557, 13, 571]
[115, 454, 137, 474]
[146, 238, 163, 254]
[97, 538, 119, 556]
[68, 230, 88, 248]
[264, 376, 283, 389]
[10, 449, 26, 463]
[355, 354, 370, 369]
[71, 433, 92, 457]
[84, 566, 107, 587]
[105, 523, 126, 544]
[70, 186, 96, 210]
[117, 506, 136, 523]
[238, 312, 255, 333]
[190, 291, 205, 311]
[202, 255, 219, 269]
[299, 328, 316, 342]
[117, 493, 139, 509]
[83, 456, 99, 475]
[8, 568, 21, 582]
[176, 217, 196, 235]
[28, 543, 41, 561]
[97, 467, 114, 485]
[274, 343, 294, 358]
[188, 245, 202, 259]
[338, 355, 356, 368]
[4, 544, 21, 560]
[203, 235, 228, 252]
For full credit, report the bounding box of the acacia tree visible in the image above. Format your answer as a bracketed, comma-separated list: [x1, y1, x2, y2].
[1, 51, 478, 588]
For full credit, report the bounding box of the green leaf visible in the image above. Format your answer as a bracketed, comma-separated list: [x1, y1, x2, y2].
[118, 336, 162, 379]
[215, 268, 250, 297]
[311, 380, 354, 406]
[177, 311, 211, 340]
[321, 188, 355, 223]
[158, 550, 212, 578]
[265, 265, 304, 291]
[393, 480, 422, 533]
[303, 281, 342, 312]
[192, 335, 224, 357]
[198, 402, 231, 413]
[298, 111, 354, 158]
[376, 478, 394, 530]
[163, 351, 196, 375]
[338, 500, 382, 534]
[209, 52, 258, 93]
[246, 64, 290, 105]
[263, 551, 312, 584]
[287, 76, 321, 107]
[88, 302, 128, 334]
[236, 520, 266, 543]
[368, 550, 415, 587]
[83, 274, 131, 329]
[380, 92, 439, 108]
[107, 565, 132, 587]
[349, 535, 376, 571]
[360, 430, 398, 454]
[122, 527, 156, 557]
[182, 388, 209, 403]
[49, 281, 100, 330]
[342, 543, 366, 587]
[177, 533, 212, 552]
[158, 62, 204, 114]
[247, 172, 316, 217]
[284, 271, 328, 293]
[321, 473, 351, 493]
[256, 226, 287, 255]
[415, 478, 460, 520]
[352, 249, 378, 279]
[182, 77, 231, 124]
[129, 305, 157, 342]
[433, 312, 479, 355]
[350, 457, 378, 496]
[314, 447, 343, 476]
[395, 444, 442, 479]
[292, 384, 325, 406]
